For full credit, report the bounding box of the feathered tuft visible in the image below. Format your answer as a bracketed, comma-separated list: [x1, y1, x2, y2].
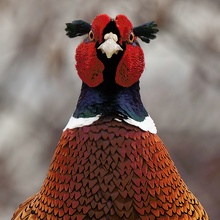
[65, 20, 91, 38]
[133, 21, 159, 43]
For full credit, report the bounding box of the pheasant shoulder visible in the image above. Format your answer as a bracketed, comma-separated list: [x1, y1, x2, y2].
[12, 194, 37, 220]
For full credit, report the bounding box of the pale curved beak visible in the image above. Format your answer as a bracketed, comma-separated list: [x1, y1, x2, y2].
[98, 32, 123, 59]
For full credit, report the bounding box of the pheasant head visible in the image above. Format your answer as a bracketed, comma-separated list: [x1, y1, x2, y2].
[66, 14, 158, 87]
[65, 14, 158, 132]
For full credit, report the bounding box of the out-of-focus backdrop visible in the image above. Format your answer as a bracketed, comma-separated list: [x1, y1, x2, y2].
[0, 0, 220, 219]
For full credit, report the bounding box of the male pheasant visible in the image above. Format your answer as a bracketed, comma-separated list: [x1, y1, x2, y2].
[12, 14, 209, 220]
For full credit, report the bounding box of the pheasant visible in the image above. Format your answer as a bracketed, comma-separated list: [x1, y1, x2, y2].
[12, 14, 209, 220]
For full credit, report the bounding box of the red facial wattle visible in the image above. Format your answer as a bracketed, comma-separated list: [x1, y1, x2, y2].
[115, 44, 144, 87]
[114, 14, 145, 87]
[115, 14, 133, 43]
[91, 14, 111, 41]
[75, 42, 104, 87]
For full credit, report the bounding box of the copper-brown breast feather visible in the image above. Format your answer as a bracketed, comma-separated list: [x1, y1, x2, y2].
[12, 118, 209, 219]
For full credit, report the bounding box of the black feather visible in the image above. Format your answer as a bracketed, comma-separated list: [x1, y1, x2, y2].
[65, 20, 91, 38]
[133, 21, 159, 43]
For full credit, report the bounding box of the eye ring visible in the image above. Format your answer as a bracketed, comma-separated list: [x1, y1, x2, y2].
[129, 32, 135, 43]
[88, 30, 94, 41]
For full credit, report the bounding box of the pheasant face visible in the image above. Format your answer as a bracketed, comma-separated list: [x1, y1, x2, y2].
[12, 14, 209, 220]
[75, 14, 146, 88]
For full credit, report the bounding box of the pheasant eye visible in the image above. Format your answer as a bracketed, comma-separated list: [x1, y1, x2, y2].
[88, 30, 94, 41]
[129, 32, 135, 43]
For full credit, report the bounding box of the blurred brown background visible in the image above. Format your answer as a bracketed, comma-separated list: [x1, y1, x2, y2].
[0, 0, 220, 219]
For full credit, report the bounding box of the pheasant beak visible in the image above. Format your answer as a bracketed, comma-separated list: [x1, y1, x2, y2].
[98, 32, 123, 59]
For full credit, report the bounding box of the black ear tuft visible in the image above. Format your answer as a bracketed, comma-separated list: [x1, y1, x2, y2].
[65, 20, 91, 38]
[133, 21, 159, 43]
